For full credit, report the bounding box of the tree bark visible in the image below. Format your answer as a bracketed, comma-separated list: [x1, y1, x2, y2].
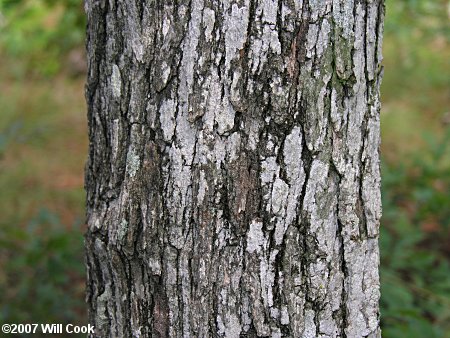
[84, 1, 384, 337]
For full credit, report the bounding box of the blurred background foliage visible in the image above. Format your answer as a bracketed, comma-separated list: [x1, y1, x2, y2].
[0, 0, 448, 337]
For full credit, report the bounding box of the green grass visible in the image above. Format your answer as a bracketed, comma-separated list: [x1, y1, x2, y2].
[381, 0, 449, 159]
[0, 55, 88, 327]
[380, 129, 450, 337]
[379, 1, 450, 336]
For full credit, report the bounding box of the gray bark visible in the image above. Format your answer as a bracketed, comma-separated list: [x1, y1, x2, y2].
[84, 1, 384, 337]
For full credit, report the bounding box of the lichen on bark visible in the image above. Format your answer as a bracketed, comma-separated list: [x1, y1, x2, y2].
[85, 0, 384, 337]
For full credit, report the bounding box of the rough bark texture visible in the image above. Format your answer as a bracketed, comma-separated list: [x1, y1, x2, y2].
[84, 1, 384, 337]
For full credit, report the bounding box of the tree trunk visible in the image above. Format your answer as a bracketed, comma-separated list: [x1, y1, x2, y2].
[84, 1, 384, 337]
